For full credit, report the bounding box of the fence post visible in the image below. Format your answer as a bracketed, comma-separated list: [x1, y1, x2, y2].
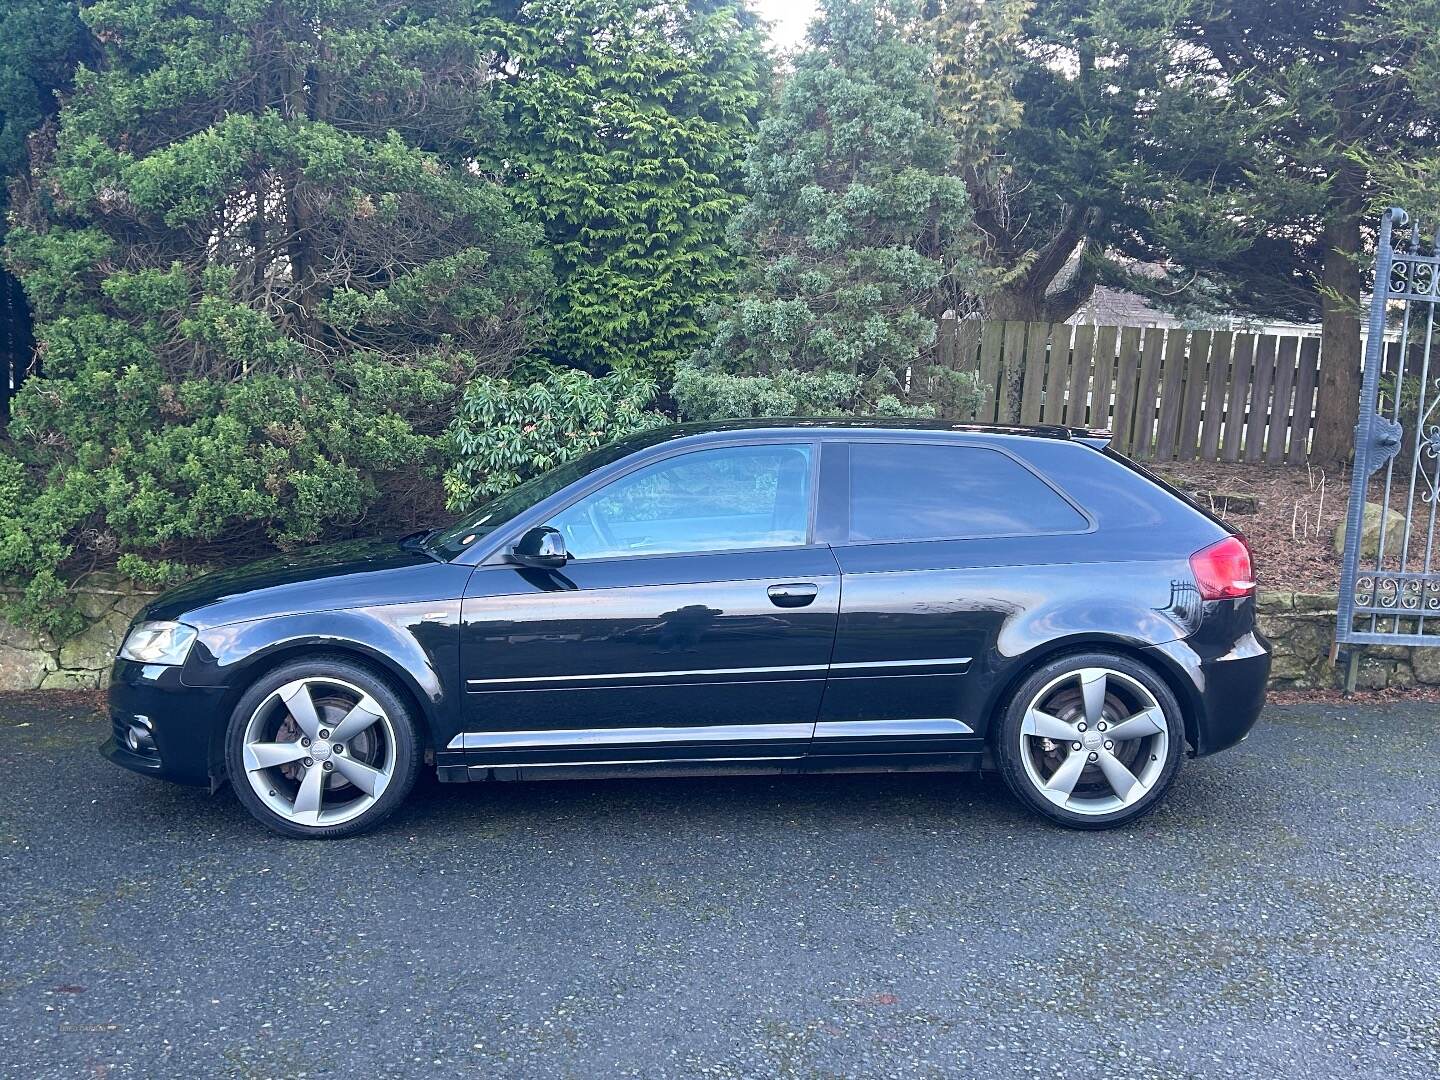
[977, 320, 1004, 423]
[1132, 329, 1166, 459]
[999, 321, 1027, 424]
[1266, 336, 1301, 464]
[1019, 322, 1050, 425]
[1287, 337, 1322, 464]
[1244, 335, 1279, 462]
[1154, 330, 1188, 461]
[1065, 324, 1094, 426]
[1199, 330, 1233, 462]
[1222, 334, 1256, 462]
[1111, 327, 1142, 450]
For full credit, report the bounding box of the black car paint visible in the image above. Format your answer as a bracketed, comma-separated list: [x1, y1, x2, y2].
[102, 421, 1270, 790]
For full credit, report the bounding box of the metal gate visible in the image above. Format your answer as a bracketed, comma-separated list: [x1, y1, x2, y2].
[1337, 207, 1440, 657]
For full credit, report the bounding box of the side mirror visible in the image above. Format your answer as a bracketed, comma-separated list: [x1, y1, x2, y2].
[509, 525, 569, 569]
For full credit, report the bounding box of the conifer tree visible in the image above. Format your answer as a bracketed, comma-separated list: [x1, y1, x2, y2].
[677, 0, 980, 419]
[0, 0, 549, 631]
[481, 0, 769, 381]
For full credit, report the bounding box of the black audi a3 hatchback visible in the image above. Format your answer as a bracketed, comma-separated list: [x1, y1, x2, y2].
[102, 420, 1269, 837]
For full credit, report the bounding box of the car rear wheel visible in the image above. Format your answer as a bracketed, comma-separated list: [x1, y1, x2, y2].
[224, 658, 421, 839]
[995, 652, 1184, 830]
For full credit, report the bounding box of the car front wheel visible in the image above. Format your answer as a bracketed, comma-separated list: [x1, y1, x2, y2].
[224, 657, 421, 839]
[995, 652, 1185, 830]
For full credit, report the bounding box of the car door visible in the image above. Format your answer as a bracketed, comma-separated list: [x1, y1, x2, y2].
[812, 438, 1093, 759]
[456, 440, 840, 767]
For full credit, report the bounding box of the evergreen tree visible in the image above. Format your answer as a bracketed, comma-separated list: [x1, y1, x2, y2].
[0, 1, 94, 407]
[480, 0, 769, 381]
[927, 0, 1259, 323]
[678, 0, 980, 419]
[1166, 0, 1440, 463]
[0, 0, 549, 631]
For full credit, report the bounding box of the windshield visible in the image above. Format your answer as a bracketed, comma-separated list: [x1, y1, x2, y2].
[429, 442, 641, 559]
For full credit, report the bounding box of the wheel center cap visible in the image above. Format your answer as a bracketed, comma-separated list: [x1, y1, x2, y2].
[1082, 730, 1103, 751]
[310, 740, 332, 761]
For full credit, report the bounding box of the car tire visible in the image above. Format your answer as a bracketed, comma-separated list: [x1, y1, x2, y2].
[994, 651, 1185, 830]
[224, 656, 422, 839]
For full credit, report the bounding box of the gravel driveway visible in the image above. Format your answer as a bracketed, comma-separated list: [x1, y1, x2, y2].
[2, 693, 1437, 1079]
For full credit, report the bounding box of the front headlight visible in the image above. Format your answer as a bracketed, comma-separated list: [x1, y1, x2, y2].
[118, 621, 198, 665]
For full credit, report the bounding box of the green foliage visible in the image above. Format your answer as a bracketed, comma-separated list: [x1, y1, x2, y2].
[445, 368, 668, 510]
[684, 0, 979, 417]
[672, 362, 981, 421]
[927, 0, 1263, 322]
[0, 0, 550, 627]
[672, 366, 868, 421]
[480, 0, 769, 382]
[0, 1, 92, 221]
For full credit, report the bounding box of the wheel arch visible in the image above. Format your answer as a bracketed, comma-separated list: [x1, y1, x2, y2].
[197, 620, 451, 785]
[980, 634, 1202, 754]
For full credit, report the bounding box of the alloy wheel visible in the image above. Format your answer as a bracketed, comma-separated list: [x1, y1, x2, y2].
[240, 677, 397, 828]
[1017, 666, 1170, 817]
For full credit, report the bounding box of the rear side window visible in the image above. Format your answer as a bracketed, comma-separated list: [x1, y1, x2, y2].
[847, 442, 1087, 542]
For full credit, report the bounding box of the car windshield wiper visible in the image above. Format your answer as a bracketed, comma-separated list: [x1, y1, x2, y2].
[397, 527, 445, 561]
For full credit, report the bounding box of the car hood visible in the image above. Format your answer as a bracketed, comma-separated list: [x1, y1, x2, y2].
[140, 538, 471, 630]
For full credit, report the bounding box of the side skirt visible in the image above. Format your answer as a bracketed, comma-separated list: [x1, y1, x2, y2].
[436, 752, 983, 784]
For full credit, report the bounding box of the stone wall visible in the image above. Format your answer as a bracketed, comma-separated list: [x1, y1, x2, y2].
[1259, 590, 1440, 690]
[0, 575, 157, 691]
[0, 579, 1434, 693]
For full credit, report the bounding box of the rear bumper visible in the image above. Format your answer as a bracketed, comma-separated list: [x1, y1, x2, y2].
[101, 659, 229, 786]
[1146, 629, 1270, 758]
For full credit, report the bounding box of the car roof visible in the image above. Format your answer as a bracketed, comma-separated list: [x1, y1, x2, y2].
[613, 418, 1110, 453]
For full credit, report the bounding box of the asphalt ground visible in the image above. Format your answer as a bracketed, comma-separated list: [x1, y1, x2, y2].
[2, 693, 1437, 1078]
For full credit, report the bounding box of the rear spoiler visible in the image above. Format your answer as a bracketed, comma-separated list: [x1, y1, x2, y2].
[1068, 428, 1113, 450]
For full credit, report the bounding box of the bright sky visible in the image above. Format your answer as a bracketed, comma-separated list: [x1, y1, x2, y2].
[749, 0, 820, 51]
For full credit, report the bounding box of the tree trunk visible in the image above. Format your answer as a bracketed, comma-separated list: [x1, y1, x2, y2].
[988, 288, 1048, 322]
[1310, 8, 1365, 468]
[1310, 206, 1364, 466]
[987, 275, 1097, 325]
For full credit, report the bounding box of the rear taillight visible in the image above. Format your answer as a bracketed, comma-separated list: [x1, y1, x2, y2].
[1189, 535, 1255, 600]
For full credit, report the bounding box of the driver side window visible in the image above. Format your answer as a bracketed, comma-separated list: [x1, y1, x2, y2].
[546, 443, 813, 560]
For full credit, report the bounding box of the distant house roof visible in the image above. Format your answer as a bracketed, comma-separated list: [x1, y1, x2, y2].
[1067, 285, 1185, 329]
[1056, 252, 1324, 336]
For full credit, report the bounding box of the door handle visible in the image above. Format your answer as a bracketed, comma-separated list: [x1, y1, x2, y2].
[768, 583, 819, 608]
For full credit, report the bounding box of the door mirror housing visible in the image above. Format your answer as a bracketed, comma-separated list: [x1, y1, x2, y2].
[509, 526, 569, 569]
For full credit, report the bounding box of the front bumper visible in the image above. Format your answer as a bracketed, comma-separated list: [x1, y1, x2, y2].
[101, 659, 230, 786]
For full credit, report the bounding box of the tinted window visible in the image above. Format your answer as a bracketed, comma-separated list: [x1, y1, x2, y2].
[548, 444, 813, 558]
[847, 442, 1085, 542]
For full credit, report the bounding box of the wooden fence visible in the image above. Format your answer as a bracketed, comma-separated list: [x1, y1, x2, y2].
[936, 319, 1326, 463]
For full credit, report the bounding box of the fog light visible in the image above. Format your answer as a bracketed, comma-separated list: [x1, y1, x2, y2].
[125, 716, 156, 753]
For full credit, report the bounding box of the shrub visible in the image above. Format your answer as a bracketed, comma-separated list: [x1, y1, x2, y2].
[0, 0, 549, 630]
[445, 369, 668, 511]
[672, 363, 982, 422]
